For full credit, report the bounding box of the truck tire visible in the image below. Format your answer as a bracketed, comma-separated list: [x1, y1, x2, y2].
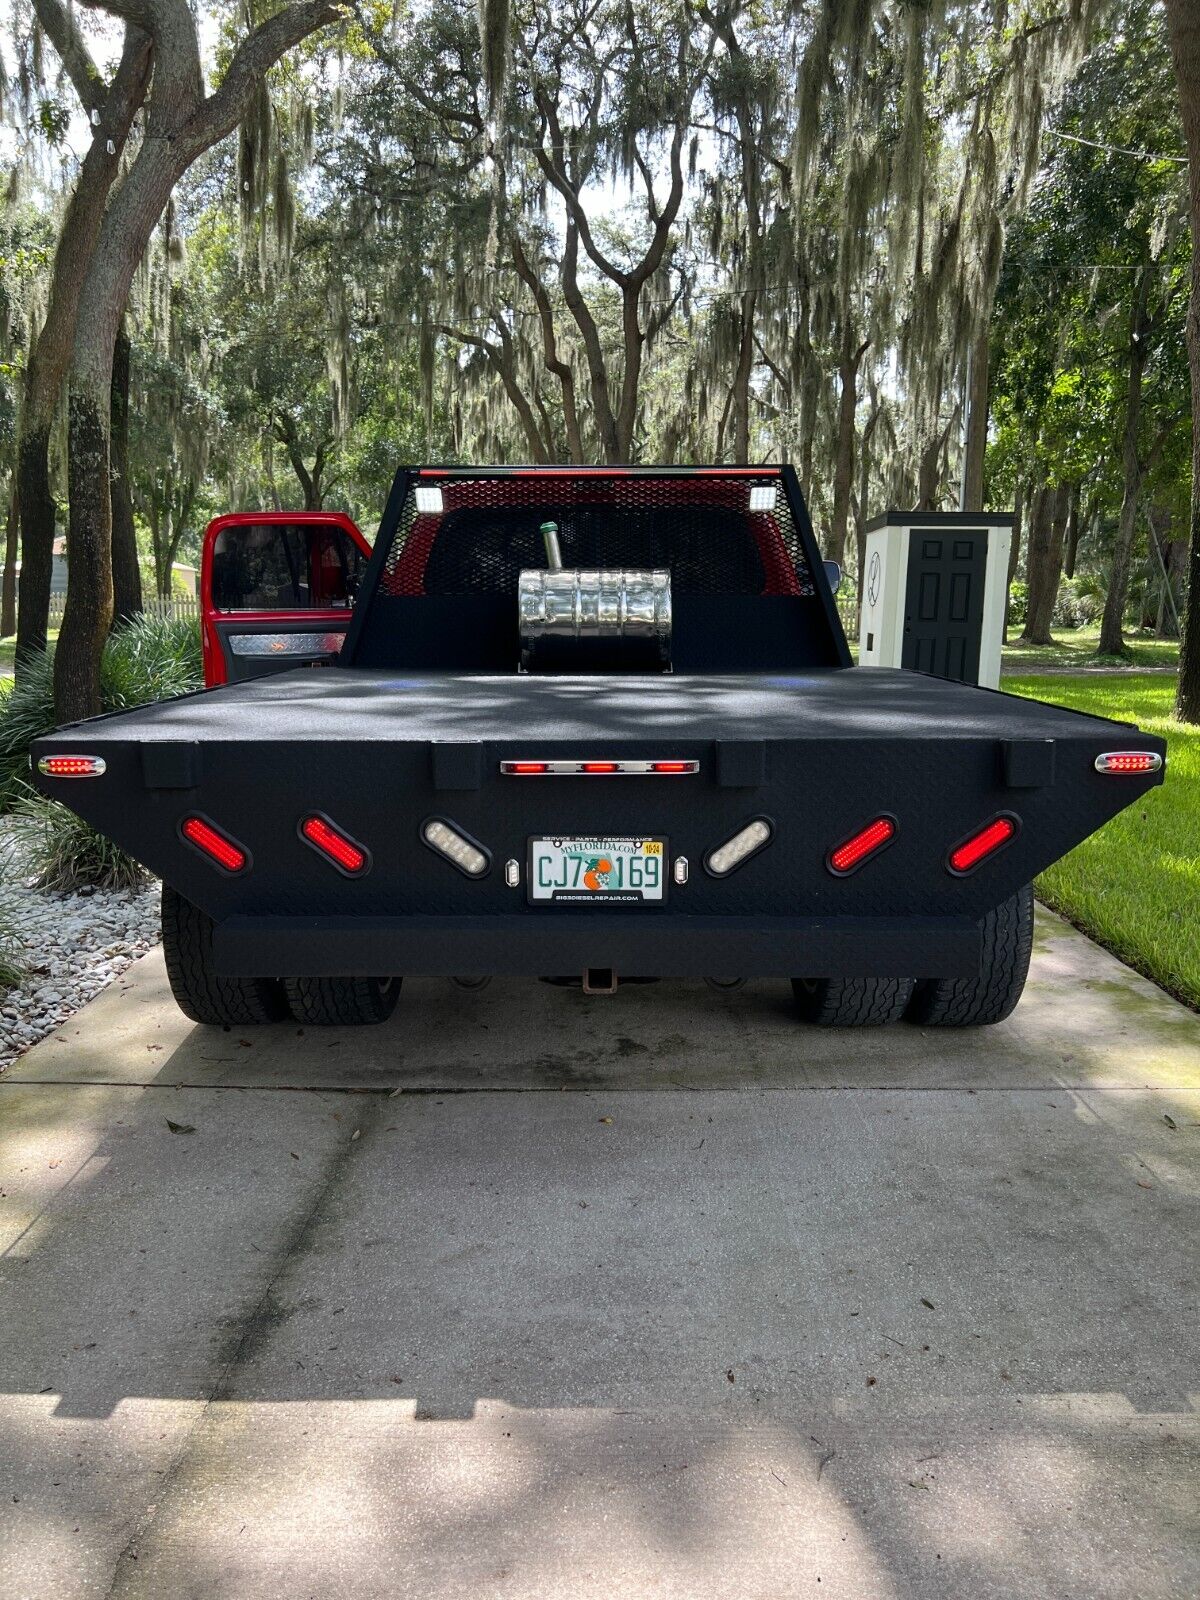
[161, 885, 288, 1026]
[283, 976, 401, 1026]
[791, 976, 914, 1026]
[906, 884, 1034, 1027]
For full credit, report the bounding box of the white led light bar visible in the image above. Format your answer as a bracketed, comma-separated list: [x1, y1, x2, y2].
[414, 485, 445, 514]
[705, 818, 773, 877]
[749, 484, 777, 512]
[500, 759, 698, 776]
[421, 818, 489, 877]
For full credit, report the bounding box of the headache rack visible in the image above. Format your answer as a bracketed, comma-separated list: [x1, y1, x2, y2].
[342, 465, 850, 675]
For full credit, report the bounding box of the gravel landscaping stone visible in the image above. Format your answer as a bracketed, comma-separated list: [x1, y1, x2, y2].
[0, 817, 160, 1072]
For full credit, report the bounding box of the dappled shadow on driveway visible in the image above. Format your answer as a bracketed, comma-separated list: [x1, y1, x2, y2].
[1, 909, 1199, 1596]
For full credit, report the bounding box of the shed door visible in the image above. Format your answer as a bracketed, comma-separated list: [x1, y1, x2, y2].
[901, 530, 987, 683]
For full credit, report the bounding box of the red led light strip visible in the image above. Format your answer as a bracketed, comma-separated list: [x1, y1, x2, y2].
[948, 815, 1018, 875]
[828, 816, 896, 876]
[500, 759, 699, 776]
[300, 814, 368, 875]
[180, 816, 248, 874]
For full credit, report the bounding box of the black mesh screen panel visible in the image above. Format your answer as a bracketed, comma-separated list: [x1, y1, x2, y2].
[380, 471, 814, 599]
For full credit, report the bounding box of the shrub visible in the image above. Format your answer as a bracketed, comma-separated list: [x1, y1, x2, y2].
[0, 885, 23, 989]
[101, 612, 203, 709]
[0, 613, 203, 886]
[0, 613, 203, 807]
[1007, 581, 1028, 628]
[0, 649, 55, 807]
[9, 783, 148, 892]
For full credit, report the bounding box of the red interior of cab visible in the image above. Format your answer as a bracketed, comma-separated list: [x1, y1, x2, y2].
[200, 511, 369, 686]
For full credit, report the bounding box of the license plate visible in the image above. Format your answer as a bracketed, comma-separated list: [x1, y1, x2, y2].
[528, 836, 667, 903]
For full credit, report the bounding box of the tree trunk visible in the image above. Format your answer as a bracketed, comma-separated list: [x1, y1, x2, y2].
[828, 339, 867, 565]
[1022, 483, 1068, 645]
[1166, 0, 1200, 719]
[1, 477, 17, 638]
[730, 292, 757, 465]
[56, 383, 114, 723]
[15, 28, 150, 670]
[1020, 486, 1050, 644]
[53, 0, 344, 721]
[109, 321, 142, 626]
[1004, 490, 1024, 640]
[1062, 483, 1081, 579]
[16, 426, 59, 666]
[1098, 268, 1152, 657]
[961, 326, 989, 511]
[916, 430, 945, 510]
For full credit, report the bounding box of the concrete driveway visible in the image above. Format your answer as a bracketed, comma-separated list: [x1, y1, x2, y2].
[1, 907, 1197, 1599]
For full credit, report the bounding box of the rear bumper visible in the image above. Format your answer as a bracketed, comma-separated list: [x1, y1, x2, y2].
[212, 912, 981, 980]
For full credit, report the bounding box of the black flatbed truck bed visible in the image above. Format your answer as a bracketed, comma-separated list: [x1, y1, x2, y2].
[32, 465, 1166, 1029]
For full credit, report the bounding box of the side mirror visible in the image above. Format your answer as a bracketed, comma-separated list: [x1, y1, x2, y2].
[823, 560, 843, 595]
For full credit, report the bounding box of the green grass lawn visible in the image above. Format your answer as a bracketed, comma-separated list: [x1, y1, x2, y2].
[1002, 625, 1180, 671]
[1003, 671, 1199, 1010]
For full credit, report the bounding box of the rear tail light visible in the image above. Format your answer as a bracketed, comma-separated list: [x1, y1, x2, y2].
[1094, 751, 1162, 775]
[500, 759, 699, 776]
[421, 818, 490, 877]
[705, 818, 773, 877]
[299, 813, 369, 877]
[37, 755, 106, 778]
[828, 815, 896, 877]
[180, 815, 249, 874]
[947, 814, 1019, 876]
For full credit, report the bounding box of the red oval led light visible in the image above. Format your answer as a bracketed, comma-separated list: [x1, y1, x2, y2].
[651, 761, 691, 773]
[828, 816, 896, 876]
[300, 814, 369, 876]
[948, 814, 1018, 875]
[581, 762, 619, 774]
[507, 762, 549, 775]
[1094, 751, 1162, 775]
[37, 755, 106, 778]
[180, 816, 248, 874]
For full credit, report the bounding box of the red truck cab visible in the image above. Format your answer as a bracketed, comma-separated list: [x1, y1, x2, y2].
[200, 510, 371, 687]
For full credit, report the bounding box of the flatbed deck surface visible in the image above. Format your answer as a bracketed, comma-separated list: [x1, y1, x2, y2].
[66, 665, 1130, 744]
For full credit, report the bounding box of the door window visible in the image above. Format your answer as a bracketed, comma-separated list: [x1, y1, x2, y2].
[210, 523, 366, 611]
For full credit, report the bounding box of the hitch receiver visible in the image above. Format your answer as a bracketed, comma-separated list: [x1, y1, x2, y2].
[583, 967, 618, 995]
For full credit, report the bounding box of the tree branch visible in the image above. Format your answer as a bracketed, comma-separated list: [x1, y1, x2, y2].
[33, 0, 105, 114]
[192, 0, 347, 150]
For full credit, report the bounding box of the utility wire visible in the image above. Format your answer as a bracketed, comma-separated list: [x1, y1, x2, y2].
[1046, 129, 1187, 165]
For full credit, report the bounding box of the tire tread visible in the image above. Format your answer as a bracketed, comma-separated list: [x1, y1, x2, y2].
[283, 976, 400, 1027]
[906, 884, 1034, 1027]
[792, 976, 914, 1027]
[161, 885, 286, 1026]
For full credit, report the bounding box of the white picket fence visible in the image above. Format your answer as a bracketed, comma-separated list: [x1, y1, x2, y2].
[46, 593, 200, 627]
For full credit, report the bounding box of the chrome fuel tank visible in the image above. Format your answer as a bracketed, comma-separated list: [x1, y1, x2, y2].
[517, 567, 672, 672]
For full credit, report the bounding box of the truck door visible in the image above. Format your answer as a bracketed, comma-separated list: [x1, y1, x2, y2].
[200, 512, 370, 686]
[901, 529, 987, 683]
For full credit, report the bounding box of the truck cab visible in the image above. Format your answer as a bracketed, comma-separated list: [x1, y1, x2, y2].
[200, 511, 370, 686]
